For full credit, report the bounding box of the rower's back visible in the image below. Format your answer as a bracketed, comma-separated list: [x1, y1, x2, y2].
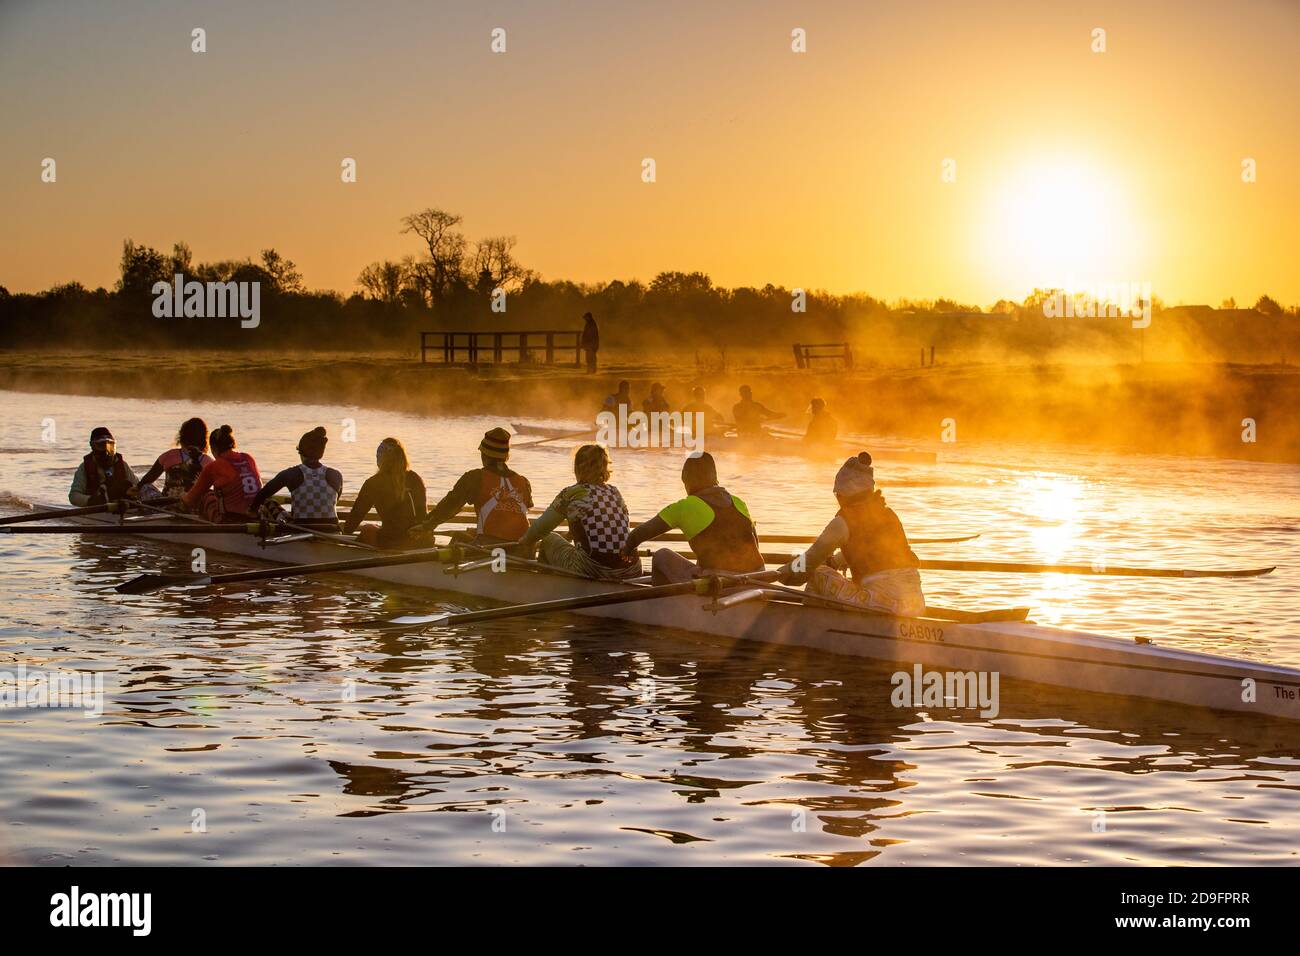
[837, 493, 919, 579]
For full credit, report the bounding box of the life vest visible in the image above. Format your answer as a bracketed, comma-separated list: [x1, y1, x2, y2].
[837, 496, 919, 580]
[687, 487, 764, 573]
[82, 452, 134, 501]
[291, 463, 339, 522]
[475, 469, 530, 540]
[158, 447, 210, 496]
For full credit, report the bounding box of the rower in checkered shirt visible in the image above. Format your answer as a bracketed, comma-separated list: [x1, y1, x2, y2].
[510, 444, 643, 580]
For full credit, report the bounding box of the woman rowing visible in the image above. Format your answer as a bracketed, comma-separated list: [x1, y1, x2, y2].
[419, 428, 533, 545]
[135, 417, 212, 499]
[778, 452, 925, 617]
[342, 437, 426, 548]
[511, 444, 642, 580]
[249, 426, 343, 531]
[621, 451, 764, 584]
[180, 425, 263, 523]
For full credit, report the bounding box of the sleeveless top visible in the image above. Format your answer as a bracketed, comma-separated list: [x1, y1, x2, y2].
[291, 463, 339, 521]
[553, 482, 636, 569]
[660, 487, 763, 573]
[475, 470, 530, 540]
[155, 447, 213, 496]
[837, 498, 919, 579]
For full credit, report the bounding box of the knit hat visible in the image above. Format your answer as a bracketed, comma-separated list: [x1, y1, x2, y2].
[833, 452, 875, 500]
[479, 427, 512, 461]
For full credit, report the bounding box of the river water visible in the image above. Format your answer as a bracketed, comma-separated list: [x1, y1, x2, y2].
[0, 389, 1297, 865]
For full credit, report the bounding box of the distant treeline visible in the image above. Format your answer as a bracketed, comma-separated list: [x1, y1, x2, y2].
[2, 207, 1298, 364]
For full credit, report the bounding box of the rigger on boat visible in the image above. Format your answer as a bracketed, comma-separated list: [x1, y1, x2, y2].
[8, 419, 1293, 723]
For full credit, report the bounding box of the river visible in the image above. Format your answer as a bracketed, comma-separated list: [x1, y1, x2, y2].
[0, 389, 1297, 865]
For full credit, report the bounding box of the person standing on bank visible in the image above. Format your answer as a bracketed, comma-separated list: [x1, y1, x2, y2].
[581, 311, 600, 373]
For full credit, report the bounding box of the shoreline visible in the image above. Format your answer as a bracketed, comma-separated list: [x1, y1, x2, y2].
[1, 351, 1297, 464]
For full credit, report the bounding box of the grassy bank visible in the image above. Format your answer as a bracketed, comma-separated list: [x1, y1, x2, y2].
[1, 350, 1296, 463]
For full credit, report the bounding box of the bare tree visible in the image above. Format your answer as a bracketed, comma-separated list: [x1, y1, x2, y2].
[470, 235, 531, 292]
[356, 260, 407, 304]
[400, 208, 467, 301]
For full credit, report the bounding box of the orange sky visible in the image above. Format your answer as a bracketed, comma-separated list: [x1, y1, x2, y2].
[2, 0, 1297, 305]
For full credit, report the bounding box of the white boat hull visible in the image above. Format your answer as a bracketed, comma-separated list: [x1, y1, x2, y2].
[38, 503, 1300, 722]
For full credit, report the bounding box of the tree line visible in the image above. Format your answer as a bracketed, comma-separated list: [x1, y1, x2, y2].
[1, 206, 1296, 360]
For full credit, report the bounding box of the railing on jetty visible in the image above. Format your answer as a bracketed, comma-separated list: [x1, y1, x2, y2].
[792, 342, 854, 369]
[420, 330, 583, 367]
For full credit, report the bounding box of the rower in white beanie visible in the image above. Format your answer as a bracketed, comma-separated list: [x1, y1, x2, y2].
[778, 452, 927, 617]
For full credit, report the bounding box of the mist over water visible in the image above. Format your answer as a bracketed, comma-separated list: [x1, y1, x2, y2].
[1, 390, 1297, 865]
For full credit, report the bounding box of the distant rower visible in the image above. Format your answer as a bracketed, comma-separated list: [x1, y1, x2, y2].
[181, 425, 263, 523]
[421, 427, 534, 545]
[512, 444, 641, 580]
[642, 382, 672, 415]
[732, 385, 782, 438]
[602, 380, 633, 420]
[681, 386, 725, 439]
[622, 452, 764, 584]
[803, 397, 838, 447]
[343, 437, 426, 548]
[251, 426, 343, 530]
[69, 427, 140, 506]
[135, 417, 213, 499]
[778, 453, 925, 617]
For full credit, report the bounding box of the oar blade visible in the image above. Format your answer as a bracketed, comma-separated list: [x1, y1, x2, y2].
[115, 573, 212, 595]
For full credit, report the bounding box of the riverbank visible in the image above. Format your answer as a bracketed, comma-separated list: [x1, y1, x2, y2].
[1, 350, 1296, 463]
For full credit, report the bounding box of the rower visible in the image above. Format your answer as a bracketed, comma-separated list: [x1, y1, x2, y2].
[681, 386, 725, 440]
[69, 427, 140, 506]
[342, 437, 427, 548]
[803, 398, 838, 447]
[250, 426, 343, 531]
[420, 427, 534, 545]
[777, 452, 925, 617]
[180, 425, 263, 523]
[642, 382, 672, 415]
[511, 444, 642, 580]
[602, 380, 633, 419]
[621, 451, 764, 584]
[732, 385, 782, 438]
[135, 417, 212, 499]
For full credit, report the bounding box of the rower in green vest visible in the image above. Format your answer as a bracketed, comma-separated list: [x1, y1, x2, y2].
[622, 452, 764, 584]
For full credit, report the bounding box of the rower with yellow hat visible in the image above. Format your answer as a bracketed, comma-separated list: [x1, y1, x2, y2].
[420, 427, 535, 544]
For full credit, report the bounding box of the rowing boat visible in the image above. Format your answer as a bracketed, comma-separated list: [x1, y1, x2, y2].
[511, 423, 939, 464]
[34, 500, 1300, 722]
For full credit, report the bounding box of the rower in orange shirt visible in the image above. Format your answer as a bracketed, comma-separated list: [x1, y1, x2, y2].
[181, 424, 263, 523]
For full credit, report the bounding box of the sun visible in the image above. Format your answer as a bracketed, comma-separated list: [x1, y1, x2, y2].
[980, 157, 1140, 297]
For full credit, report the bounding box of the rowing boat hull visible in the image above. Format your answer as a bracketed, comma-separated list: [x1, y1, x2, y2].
[511, 423, 938, 464]
[45, 504, 1300, 722]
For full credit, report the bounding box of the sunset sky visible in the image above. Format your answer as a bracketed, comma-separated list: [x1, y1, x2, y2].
[2, 0, 1297, 305]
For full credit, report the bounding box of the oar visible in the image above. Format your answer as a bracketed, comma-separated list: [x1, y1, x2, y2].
[3, 523, 264, 535]
[115, 543, 463, 595]
[376, 576, 718, 631]
[648, 548, 1275, 578]
[916, 559, 1276, 578]
[732, 575, 1031, 624]
[512, 428, 595, 449]
[431, 517, 979, 545]
[0, 498, 177, 525]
